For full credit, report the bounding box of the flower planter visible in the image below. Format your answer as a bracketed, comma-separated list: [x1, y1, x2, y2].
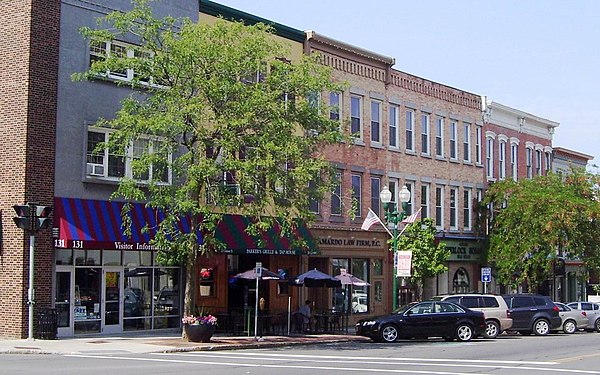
[184, 324, 216, 343]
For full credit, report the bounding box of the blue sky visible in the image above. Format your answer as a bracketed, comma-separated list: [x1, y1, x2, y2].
[215, 0, 599, 166]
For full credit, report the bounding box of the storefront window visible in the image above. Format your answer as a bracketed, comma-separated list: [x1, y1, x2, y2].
[123, 267, 152, 329]
[55, 249, 73, 265]
[331, 258, 349, 312]
[373, 259, 383, 276]
[352, 259, 369, 313]
[199, 267, 215, 297]
[103, 250, 121, 265]
[123, 250, 152, 267]
[374, 281, 383, 302]
[74, 267, 101, 334]
[153, 268, 180, 328]
[74, 250, 100, 266]
[452, 267, 470, 293]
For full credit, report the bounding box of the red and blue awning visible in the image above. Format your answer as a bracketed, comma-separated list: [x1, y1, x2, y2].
[53, 197, 315, 254]
[53, 197, 196, 250]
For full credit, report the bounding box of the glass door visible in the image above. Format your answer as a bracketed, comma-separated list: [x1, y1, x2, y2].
[102, 268, 123, 334]
[55, 268, 73, 337]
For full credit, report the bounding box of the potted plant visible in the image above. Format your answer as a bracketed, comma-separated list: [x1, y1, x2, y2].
[182, 313, 218, 342]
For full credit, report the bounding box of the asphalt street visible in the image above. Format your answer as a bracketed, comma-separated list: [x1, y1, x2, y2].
[3, 332, 600, 374]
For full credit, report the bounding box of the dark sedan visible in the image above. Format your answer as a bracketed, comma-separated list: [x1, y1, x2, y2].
[356, 301, 486, 343]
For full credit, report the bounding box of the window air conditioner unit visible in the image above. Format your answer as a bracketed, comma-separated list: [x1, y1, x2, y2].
[87, 163, 105, 176]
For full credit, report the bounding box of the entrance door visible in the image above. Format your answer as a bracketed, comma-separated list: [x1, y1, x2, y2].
[55, 268, 73, 337]
[102, 268, 123, 334]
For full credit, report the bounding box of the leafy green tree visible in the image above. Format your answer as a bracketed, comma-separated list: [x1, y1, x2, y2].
[75, 0, 345, 316]
[482, 170, 600, 292]
[395, 218, 449, 300]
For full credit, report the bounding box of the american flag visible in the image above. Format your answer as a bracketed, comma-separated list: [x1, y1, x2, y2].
[361, 208, 383, 231]
[401, 207, 422, 224]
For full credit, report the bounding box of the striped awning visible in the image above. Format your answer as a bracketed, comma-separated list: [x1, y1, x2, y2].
[53, 197, 197, 250]
[53, 197, 314, 254]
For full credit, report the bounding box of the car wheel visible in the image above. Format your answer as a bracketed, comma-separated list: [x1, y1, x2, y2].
[380, 324, 399, 343]
[533, 319, 550, 335]
[563, 320, 577, 334]
[484, 320, 500, 339]
[456, 324, 474, 342]
[595, 319, 600, 332]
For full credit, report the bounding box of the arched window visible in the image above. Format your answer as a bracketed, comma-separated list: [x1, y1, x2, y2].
[452, 267, 470, 293]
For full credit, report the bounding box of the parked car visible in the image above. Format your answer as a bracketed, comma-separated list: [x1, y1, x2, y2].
[503, 294, 561, 335]
[355, 301, 486, 343]
[553, 302, 588, 334]
[432, 294, 512, 339]
[566, 301, 600, 332]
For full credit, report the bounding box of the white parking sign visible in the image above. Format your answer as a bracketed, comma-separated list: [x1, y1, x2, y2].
[481, 267, 492, 282]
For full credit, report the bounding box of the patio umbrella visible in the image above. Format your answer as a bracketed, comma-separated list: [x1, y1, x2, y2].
[292, 268, 342, 288]
[335, 271, 370, 286]
[235, 265, 283, 340]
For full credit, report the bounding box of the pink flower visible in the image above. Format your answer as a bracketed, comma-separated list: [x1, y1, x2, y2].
[182, 314, 217, 326]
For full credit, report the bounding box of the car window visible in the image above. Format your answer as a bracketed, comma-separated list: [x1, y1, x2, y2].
[567, 303, 578, 309]
[444, 296, 460, 304]
[407, 302, 433, 315]
[534, 297, 547, 306]
[512, 296, 534, 308]
[556, 303, 568, 312]
[594, 304, 600, 311]
[440, 302, 462, 313]
[482, 296, 500, 308]
[460, 296, 479, 308]
[582, 303, 593, 310]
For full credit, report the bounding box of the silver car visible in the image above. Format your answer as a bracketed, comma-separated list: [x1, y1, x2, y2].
[567, 301, 600, 331]
[554, 302, 588, 334]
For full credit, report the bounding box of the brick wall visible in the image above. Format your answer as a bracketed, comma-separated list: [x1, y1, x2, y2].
[0, 0, 59, 338]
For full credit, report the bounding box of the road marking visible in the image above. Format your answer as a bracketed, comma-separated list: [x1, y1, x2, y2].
[165, 351, 557, 366]
[556, 351, 600, 363]
[65, 353, 600, 374]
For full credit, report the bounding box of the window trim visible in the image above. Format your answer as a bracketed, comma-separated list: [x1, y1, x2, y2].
[435, 117, 444, 158]
[435, 186, 444, 229]
[405, 109, 415, 152]
[351, 173, 362, 218]
[449, 187, 458, 230]
[421, 113, 430, 156]
[449, 120, 458, 160]
[389, 104, 399, 149]
[463, 123, 471, 162]
[370, 100, 382, 145]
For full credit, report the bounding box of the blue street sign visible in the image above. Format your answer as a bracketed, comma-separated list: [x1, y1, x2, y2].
[481, 267, 492, 283]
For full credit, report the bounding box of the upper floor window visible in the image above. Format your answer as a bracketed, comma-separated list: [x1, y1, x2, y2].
[371, 177, 381, 217]
[389, 105, 399, 148]
[463, 189, 471, 231]
[404, 182, 414, 215]
[370, 100, 382, 144]
[435, 186, 444, 229]
[308, 180, 320, 214]
[486, 137, 494, 179]
[421, 113, 430, 155]
[435, 117, 444, 158]
[449, 188, 458, 229]
[511, 143, 518, 181]
[526, 147, 533, 179]
[449, 120, 458, 160]
[499, 141, 506, 180]
[388, 178, 399, 210]
[420, 184, 430, 219]
[536, 149, 543, 175]
[405, 109, 415, 151]
[463, 123, 471, 162]
[331, 171, 342, 216]
[89, 40, 151, 84]
[475, 126, 482, 164]
[86, 127, 171, 184]
[545, 151, 552, 174]
[329, 92, 341, 122]
[350, 95, 363, 139]
[351, 174, 362, 217]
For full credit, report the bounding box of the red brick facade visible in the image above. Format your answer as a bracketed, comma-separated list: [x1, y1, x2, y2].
[0, 0, 59, 338]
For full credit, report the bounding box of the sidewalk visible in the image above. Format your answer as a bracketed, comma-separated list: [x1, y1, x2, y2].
[0, 331, 367, 355]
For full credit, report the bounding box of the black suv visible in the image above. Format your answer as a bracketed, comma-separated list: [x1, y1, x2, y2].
[503, 294, 561, 335]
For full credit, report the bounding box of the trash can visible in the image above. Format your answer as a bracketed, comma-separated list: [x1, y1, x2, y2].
[36, 308, 58, 340]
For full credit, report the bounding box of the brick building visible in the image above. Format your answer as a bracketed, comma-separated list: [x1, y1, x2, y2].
[306, 31, 486, 313]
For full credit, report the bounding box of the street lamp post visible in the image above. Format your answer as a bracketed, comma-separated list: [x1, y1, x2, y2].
[380, 185, 411, 310]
